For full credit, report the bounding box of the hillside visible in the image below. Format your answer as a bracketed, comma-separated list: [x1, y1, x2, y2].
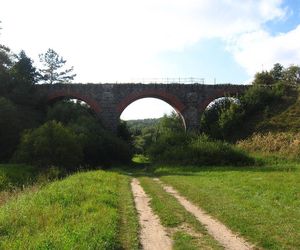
[125, 118, 161, 132]
[240, 87, 300, 137]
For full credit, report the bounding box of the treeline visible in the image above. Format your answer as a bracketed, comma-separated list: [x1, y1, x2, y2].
[0, 45, 132, 170]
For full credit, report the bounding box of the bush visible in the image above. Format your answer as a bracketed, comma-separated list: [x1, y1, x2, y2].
[241, 84, 284, 115]
[148, 132, 253, 166]
[46, 101, 133, 167]
[253, 71, 275, 85]
[14, 121, 83, 170]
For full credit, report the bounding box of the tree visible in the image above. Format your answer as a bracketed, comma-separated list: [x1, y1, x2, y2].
[283, 65, 300, 85]
[270, 63, 284, 82]
[14, 121, 83, 170]
[10, 50, 39, 84]
[0, 45, 13, 95]
[253, 71, 274, 85]
[39, 48, 76, 84]
[4, 50, 40, 105]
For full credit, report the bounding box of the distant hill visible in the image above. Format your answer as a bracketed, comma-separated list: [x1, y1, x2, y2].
[124, 118, 161, 132]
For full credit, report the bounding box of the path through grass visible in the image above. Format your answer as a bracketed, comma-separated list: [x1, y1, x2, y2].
[155, 164, 300, 249]
[139, 176, 222, 249]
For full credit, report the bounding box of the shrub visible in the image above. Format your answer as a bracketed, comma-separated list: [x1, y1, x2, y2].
[47, 101, 133, 167]
[148, 132, 253, 166]
[253, 71, 275, 85]
[241, 84, 284, 115]
[14, 121, 83, 170]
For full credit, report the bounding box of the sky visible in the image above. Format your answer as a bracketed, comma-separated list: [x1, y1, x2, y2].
[0, 0, 300, 120]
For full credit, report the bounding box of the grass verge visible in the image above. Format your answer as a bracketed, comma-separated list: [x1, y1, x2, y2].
[155, 164, 300, 249]
[0, 170, 138, 249]
[139, 176, 222, 249]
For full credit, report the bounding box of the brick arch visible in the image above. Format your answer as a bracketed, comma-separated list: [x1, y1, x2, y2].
[199, 90, 241, 112]
[47, 91, 101, 114]
[116, 90, 186, 115]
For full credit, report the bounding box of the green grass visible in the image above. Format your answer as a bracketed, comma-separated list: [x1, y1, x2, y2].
[117, 173, 139, 249]
[155, 164, 300, 249]
[0, 170, 139, 249]
[132, 154, 150, 164]
[173, 231, 202, 250]
[139, 176, 222, 249]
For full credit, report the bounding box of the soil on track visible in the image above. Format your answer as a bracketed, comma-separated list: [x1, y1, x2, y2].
[131, 178, 172, 250]
[154, 178, 255, 250]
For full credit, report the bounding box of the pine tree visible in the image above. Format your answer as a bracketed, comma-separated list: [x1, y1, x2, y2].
[39, 48, 76, 84]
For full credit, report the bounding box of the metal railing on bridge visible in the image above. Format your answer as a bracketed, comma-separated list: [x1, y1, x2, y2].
[124, 77, 205, 84]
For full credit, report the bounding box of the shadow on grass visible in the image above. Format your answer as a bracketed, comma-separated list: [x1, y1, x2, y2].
[112, 159, 299, 179]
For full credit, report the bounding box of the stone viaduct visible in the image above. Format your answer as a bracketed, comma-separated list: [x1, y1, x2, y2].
[35, 83, 249, 132]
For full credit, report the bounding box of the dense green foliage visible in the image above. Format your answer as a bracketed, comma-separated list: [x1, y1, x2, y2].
[0, 170, 139, 249]
[156, 163, 300, 249]
[0, 45, 132, 168]
[127, 112, 184, 154]
[0, 48, 44, 161]
[14, 121, 83, 170]
[200, 82, 287, 141]
[46, 101, 133, 166]
[148, 132, 253, 166]
[0, 98, 20, 161]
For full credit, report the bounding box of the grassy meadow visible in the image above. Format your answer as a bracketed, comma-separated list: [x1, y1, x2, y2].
[0, 170, 139, 250]
[154, 163, 300, 249]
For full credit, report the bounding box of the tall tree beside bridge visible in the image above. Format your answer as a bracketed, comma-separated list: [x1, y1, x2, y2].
[38, 48, 76, 84]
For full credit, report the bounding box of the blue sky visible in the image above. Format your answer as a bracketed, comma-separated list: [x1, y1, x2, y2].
[0, 0, 300, 119]
[265, 0, 300, 34]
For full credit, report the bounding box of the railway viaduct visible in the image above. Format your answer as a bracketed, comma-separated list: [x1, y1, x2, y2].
[35, 83, 249, 132]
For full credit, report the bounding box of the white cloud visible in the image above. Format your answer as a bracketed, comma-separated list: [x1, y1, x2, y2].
[0, 0, 290, 82]
[229, 25, 300, 76]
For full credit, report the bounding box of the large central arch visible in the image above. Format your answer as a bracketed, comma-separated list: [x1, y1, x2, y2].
[116, 89, 187, 128]
[116, 90, 186, 114]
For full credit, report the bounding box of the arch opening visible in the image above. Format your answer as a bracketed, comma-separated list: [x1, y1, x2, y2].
[120, 97, 186, 129]
[47, 92, 101, 115]
[200, 96, 242, 141]
[119, 97, 186, 156]
[45, 96, 100, 126]
[205, 97, 241, 111]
